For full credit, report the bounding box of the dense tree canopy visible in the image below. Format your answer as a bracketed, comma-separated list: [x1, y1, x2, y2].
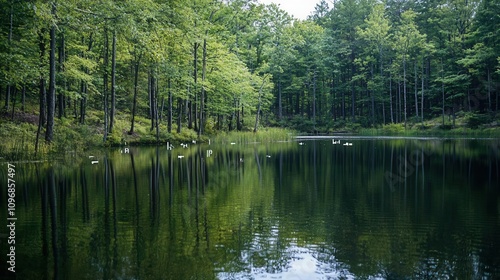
[0, 0, 498, 139]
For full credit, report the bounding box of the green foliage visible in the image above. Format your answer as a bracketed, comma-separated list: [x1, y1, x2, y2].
[464, 112, 489, 129]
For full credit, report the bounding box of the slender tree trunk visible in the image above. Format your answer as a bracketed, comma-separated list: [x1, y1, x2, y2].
[487, 68, 491, 111]
[177, 97, 182, 133]
[390, 74, 393, 123]
[57, 32, 65, 119]
[370, 65, 375, 126]
[199, 38, 207, 136]
[79, 34, 92, 124]
[10, 87, 16, 120]
[154, 76, 159, 142]
[441, 59, 445, 126]
[21, 85, 25, 112]
[4, 4, 13, 110]
[312, 71, 317, 131]
[421, 58, 424, 123]
[5, 86, 11, 111]
[278, 75, 282, 121]
[149, 72, 154, 131]
[103, 26, 109, 142]
[414, 61, 418, 118]
[191, 43, 198, 131]
[45, 3, 57, 143]
[110, 30, 116, 133]
[254, 75, 268, 133]
[159, 96, 164, 122]
[129, 55, 141, 134]
[403, 55, 407, 129]
[351, 54, 356, 121]
[168, 78, 172, 133]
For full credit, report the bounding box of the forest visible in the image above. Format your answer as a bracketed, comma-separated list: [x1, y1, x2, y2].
[0, 0, 499, 148]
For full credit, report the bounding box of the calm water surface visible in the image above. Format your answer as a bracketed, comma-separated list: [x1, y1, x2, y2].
[1, 138, 500, 279]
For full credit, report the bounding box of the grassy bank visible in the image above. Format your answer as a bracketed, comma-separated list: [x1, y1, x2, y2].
[357, 112, 500, 137]
[0, 110, 295, 161]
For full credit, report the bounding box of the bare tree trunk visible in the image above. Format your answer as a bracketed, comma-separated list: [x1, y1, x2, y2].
[57, 32, 65, 119]
[414, 61, 418, 118]
[192, 43, 198, 131]
[177, 97, 182, 133]
[254, 75, 269, 133]
[10, 87, 16, 120]
[109, 29, 116, 133]
[103, 26, 109, 142]
[421, 58, 424, 123]
[278, 75, 282, 121]
[403, 55, 407, 129]
[129, 54, 141, 134]
[441, 59, 445, 126]
[199, 38, 207, 136]
[21, 85, 25, 112]
[488, 68, 491, 111]
[45, 3, 57, 143]
[168, 78, 172, 133]
[4, 4, 13, 110]
[390, 73, 393, 123]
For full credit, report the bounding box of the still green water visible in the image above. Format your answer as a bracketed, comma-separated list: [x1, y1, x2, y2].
[1, 137, 500, 279]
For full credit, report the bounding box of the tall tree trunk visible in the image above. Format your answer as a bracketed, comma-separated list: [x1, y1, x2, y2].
[109, 30, 116, 133]
[5, 86, 11, 111]
[199, 38, 207, 136]
[80, 34, 93, 124]
[57, 32, 65, 119]
[389, 73, 393, 123]
[45, 3, 57, 143]
[421, 58, 424, 123]
[168, 78, 172, 133]
[278, 75, 282, 121]
[21, 85, 25, 112]
[487, 68, 491, 111]
[177, 97, 182, 133]
[159, 96, 165, 122]
[312, 71, 317, 131]
[414, 61, 418, 118]
[153, 76, 159, 142]
[149, 72, 154, 131]
[370, 65, 375, 126]
[4, 4, 13, 110]
[192, 43, 198, 131]
[403, 55, 407, 129]
[129, 54, 141, 134]
[10, 87, 16, 120]
[254, 75, 268, 133]
[441, 59, 445, 126]
[103, 26, 109, 142]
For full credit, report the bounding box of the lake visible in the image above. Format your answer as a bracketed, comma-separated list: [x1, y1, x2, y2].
[1, 137, 500, 279]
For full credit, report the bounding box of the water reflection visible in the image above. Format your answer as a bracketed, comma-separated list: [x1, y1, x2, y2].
[1, 138, 499, 279]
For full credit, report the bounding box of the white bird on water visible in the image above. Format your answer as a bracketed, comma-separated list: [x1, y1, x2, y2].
[178, 155, 184, 159]
[343, 142, 353, 146]
[299, 142, 305, 146]
[91, 160, 99, 164]
[332, 139, 341, 145]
